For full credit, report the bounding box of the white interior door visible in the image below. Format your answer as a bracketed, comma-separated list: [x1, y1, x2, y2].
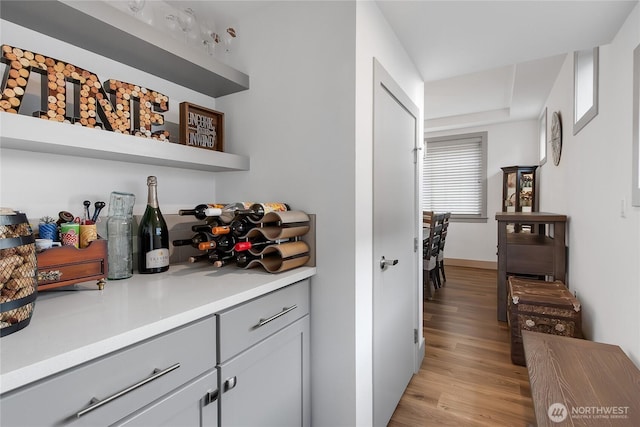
[372, 59, 420, 426]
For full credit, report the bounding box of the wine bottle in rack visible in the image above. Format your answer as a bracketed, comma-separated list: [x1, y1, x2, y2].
[188, 250, 228, 264]
[230, 217, 256, 237]
[235, 251, 264, 268]
[202, 202, 248, 223]
[241, 203, 290, 223]
[138, 176, 169, 274]
[178, 204, 226, 220]
[197, 240, 218, 251]
[214, 234, 237, 253]
[210, 225, 231, 235]
[172, 232, 214, 248]
[188, 253, 212, 263]
[234, 237, 291, 252]
[191, 220, 222, 232]
[212, 254, 235, 268]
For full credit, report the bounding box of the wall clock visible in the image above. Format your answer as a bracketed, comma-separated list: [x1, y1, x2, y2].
[551, 111, 562, 166]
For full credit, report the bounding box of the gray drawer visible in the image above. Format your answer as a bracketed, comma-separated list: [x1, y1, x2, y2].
[0, 316, 216, 426]
[217, 279, 310, 362]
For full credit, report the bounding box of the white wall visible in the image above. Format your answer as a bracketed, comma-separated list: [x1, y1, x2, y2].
[214, 2, 359, 425]
[0, 20, 220, 219]
[539, 3, 640, 363]
[425, 119, 539, 263]
[216, 2, 423, 425]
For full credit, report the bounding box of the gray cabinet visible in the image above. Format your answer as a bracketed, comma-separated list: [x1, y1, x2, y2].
[217, 279, 311, 427]
[0, 316, 217, 426]
[0, 280, 311, 427]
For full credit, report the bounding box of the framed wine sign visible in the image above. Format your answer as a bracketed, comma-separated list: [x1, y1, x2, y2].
[179, 102, 224, 152]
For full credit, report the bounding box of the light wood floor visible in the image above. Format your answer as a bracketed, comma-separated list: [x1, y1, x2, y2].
[388, 266, 536, 427]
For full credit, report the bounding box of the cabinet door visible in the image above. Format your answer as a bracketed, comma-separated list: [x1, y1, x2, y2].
[113, 369, 218, 427]
[219, 316, 310, 427]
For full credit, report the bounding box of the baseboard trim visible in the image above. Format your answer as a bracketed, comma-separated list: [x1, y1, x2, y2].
[445, 258, 497, 270]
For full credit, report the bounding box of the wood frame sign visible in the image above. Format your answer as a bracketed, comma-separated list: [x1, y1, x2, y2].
[179, 102, 224, 152]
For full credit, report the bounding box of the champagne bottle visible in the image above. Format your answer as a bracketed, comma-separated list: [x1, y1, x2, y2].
[178, 204, 226, 220]
[172, 232, 214, 248]
[138, 176, 169, 273]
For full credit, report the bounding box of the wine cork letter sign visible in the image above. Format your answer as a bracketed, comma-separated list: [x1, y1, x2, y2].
[179, 102, 224, 152]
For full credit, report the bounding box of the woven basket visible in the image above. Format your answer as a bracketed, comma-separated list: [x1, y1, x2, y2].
[0, 209, 37, 337]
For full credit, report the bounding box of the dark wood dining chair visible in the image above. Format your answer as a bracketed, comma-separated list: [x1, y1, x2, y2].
[436, 212, 451, 286]
[423, 213, 444, 299]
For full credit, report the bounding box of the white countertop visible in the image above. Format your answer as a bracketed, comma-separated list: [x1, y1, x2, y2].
[0, 264, 316, 394]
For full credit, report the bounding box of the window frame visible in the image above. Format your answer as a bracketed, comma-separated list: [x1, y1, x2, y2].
[423, 131, 488, 223]
[539, 107, 547, 166]
[573, 47, 599, 135]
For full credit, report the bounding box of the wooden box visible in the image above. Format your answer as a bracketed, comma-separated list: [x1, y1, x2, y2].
[508, 276, 582, 366]
[179, 102, 224, 152]
[36, 239, 107, 290]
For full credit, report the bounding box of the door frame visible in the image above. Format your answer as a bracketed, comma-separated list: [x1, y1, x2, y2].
[372, 58, 424, 374]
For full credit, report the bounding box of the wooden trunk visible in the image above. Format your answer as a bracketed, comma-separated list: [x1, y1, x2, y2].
[508, 276, 582, 366]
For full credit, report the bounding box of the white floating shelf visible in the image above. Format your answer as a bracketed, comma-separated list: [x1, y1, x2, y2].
[0, 0, 249, 98]
[0, 113, 250, 172]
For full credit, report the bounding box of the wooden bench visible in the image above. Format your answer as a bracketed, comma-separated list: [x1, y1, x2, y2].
[523, 330, 640, 426]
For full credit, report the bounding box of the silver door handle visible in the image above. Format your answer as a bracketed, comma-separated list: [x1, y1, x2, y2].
[255, 305, 297, 328]
[380, 256, 399, 270]
[76, 363, 180, 418]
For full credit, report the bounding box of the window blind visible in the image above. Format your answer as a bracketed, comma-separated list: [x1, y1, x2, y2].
[423, 134, 486, 218]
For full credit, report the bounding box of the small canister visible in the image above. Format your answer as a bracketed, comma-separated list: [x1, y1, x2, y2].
[60, 223, 80, 248]
[79, 224, 97, 248]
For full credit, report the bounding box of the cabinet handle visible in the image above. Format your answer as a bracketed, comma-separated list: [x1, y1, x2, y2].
[255, 305, 297, 328]
[204, 389, 219, 405]
[224, 376, 238, 392]
[75, 362, 180, 418]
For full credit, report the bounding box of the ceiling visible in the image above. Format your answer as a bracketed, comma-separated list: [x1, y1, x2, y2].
[378, 0, 638, 131]
[163, 1, 638, 130]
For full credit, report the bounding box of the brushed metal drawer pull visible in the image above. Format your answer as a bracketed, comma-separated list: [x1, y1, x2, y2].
[76, 362, 181, 418]
[256, 305, 297, 328]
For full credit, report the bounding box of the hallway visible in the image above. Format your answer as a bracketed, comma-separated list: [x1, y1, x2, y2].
[389, 266, 536, 426]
